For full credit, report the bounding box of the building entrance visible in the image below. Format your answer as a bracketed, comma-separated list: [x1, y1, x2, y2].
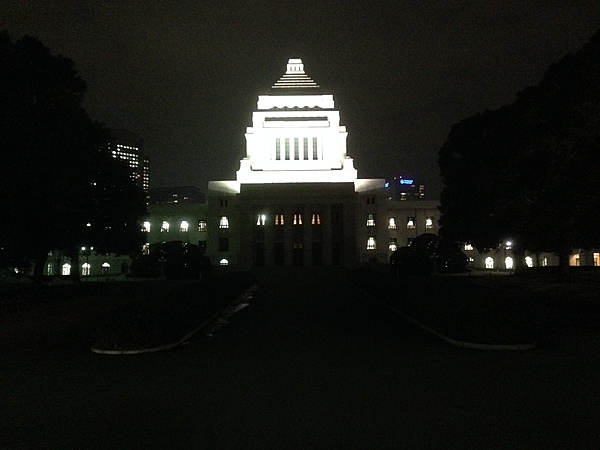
[293, 243, 304, 266]
[256, 242, 265, 266]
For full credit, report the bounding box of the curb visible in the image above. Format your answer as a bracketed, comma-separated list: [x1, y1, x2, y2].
[351, 283, 536, 351]
[91, 284, 258, 355]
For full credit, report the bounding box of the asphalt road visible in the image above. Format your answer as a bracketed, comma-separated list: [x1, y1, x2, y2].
[2, 267, 599, 449]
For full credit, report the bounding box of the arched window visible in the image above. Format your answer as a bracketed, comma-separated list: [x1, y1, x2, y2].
[220, 258, 229, 266]
[62, 263, 71, 276]
[101, 262, 110, 275]
[525, 256, 533, 268]
[180, 221, 189, 232]
[485, 257, 494, 269]
[505, 257, 514, 270]
[82, 263, 91, 276]
[367, 237, 376, 250]
[219, 216, 229, 229]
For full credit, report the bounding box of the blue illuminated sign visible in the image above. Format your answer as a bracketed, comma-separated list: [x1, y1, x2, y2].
[399, 179, 414, 185]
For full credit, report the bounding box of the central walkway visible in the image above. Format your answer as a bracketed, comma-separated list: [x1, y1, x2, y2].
[2, 267, 599, 449]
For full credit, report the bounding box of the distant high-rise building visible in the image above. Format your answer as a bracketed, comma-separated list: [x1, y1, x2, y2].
[147, 186, 206, 204]
[107, 129, 149, 191]
[385, 175, 425, 200]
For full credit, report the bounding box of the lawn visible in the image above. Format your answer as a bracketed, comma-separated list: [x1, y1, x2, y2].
[349, 266, 600, 348]
[0, 271, 256, 353]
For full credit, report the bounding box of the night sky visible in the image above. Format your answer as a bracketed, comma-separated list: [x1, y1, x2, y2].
[2, 1, 599, 197]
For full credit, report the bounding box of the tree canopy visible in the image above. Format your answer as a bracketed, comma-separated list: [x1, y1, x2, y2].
[439, 29, 600, 269]
[0, 32, 147, 280]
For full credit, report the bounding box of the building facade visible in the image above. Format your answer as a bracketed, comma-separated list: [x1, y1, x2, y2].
[205, 59, 442, 269]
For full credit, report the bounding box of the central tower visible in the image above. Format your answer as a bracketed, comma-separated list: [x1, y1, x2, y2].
[208, 58, 385, 268]
[236, 58, 357, 183]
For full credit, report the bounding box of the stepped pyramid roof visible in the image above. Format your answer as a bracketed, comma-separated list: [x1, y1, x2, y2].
[271, 58, 321, 92]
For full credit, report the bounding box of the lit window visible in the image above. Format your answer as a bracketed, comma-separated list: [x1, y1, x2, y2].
[311, 213, 321, 225]
[464, 243, 474, 251]
[142, 243, 150, 255]
[485, 257, 494, 269]
[198, 220, 207, 232]
[82, 263, 91, 276]
[143, 221, 150, 233]
[388, 217, 396, 229]
[161, 221, 170, 232]
[275, 214, 284, 225]
[46, 263, 53, 275]
[425, 217, 434, 229]
[525, 256, 533, 268]
[180, 221, 189, 232]
[293, 214, 303, 225]
[275, 138, 281, 160]
[366, 214, 375, 227]
[505, 257, 514, 270]
[505, 241, 512, 250]
[220, 259, 229, 266]
[367, 237, 377, 250]
[101, 262, 110, 275]
[406, 217, 415, 229]
[542, 257, 548, 267]
[389, 238, 397, 252]
[62, 263, 71, 276]
[219, 216, 229, 229]
[256, 214, 267, 226]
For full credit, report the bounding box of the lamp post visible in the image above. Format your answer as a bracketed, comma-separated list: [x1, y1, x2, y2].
[81, 246, 93, 280]
[504, 240, 514, 272]
[81, 246, 89, 280]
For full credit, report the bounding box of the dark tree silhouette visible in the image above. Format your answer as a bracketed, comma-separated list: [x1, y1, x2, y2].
[439, 29, 600, 275]
[0, 32, 147, 281]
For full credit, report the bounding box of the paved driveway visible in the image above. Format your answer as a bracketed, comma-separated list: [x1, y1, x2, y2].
[2, 267, 599, 448]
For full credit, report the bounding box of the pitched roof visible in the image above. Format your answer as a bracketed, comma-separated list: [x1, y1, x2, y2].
[271, 58, 321, 92]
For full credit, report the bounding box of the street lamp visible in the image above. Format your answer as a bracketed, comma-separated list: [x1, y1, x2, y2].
[81, 246, 94, 279]
[504, 240, 513, 272]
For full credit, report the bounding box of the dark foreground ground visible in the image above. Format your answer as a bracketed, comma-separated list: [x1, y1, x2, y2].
[1, 267, 599, 449]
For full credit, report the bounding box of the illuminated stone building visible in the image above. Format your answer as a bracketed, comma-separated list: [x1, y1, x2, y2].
[206, 58, 439, 268]
[144, 186, 208, 254]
